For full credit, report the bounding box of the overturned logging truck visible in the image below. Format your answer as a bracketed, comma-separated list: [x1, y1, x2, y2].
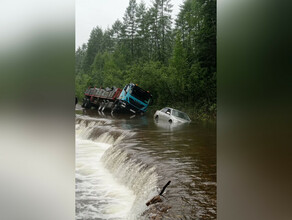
[82, 83, 152, 114]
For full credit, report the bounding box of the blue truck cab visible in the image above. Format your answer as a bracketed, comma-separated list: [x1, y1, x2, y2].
[115, 83, 152, 114]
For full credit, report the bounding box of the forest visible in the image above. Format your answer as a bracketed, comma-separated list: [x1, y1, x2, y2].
[75, 0, 216, 120]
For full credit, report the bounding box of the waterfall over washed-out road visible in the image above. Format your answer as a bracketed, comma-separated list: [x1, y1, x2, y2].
[75, 111, 216, 219]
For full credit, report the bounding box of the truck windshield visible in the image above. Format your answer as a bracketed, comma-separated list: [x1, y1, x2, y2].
[131, 86, 151, 104]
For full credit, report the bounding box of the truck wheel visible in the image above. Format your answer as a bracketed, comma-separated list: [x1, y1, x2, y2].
[102, 102, 108, 112]
[85, 99, 91, 109]
[98, 102, 103, 111]
[81, 98, 86, 107]
[111, 104, 118, 114]
[168, 119, 172, 124]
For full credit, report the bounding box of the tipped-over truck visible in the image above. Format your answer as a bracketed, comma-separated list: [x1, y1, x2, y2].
[82, 83, 152, 114]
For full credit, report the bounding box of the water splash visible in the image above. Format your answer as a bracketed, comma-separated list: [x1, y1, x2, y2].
[102, 145, 158, 219]
[76, 116, 158, 219]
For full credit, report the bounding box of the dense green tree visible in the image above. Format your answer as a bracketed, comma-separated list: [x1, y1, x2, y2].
[135, 2, 150, 61]
[103, 29, 115, 53]
[149, 0, 173, 63]
[170, 32, 188, 98]
[111, 19, 123, 45]
[174, 0, 216, 112]
[75, 0, 217, 119]
[75, 43, 87, 74]
[83, 27, 104, 72]
[123, 0, 138, 60]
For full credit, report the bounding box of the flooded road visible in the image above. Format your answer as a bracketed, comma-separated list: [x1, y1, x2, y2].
[76, 108, 216, 219]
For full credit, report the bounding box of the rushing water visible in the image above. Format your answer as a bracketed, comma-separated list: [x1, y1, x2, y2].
[75, 108, 216, 219]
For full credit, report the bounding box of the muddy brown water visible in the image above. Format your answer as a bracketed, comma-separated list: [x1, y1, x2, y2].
[76, 107, 216, 219]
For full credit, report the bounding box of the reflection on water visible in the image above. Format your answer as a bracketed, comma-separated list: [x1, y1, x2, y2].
[76, 108, 216, 219]
[154, 119, 190, 131]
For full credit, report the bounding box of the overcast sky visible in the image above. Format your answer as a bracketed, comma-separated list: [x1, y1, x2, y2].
[76, 0, 184, 50]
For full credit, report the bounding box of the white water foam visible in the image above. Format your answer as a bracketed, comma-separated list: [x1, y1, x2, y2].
[76, 122, 136, 220]
[102, 145, 158, 218]
[76, 117, 159, 219]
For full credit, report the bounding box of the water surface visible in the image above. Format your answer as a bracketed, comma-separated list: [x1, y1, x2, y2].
[75, 108, 216, 219]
